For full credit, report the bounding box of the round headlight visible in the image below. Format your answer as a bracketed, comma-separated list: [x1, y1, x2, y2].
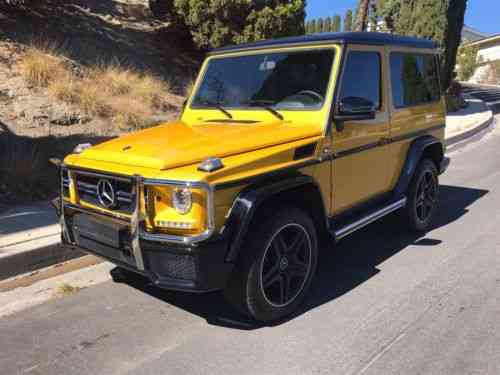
[172, 188, 192, 214]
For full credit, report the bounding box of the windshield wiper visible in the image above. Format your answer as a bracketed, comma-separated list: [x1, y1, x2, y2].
[214, 105, 233, 119]
[201, 101, 233, 119]
[245, 100, 284, 120]
[262, 106, 284, 120]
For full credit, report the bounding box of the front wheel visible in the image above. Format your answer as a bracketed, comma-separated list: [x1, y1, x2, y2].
[403, 158, 439, 232]
[224, 208, 318, 323]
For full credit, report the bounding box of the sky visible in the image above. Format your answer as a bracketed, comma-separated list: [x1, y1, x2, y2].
[306, 0, 500, 36]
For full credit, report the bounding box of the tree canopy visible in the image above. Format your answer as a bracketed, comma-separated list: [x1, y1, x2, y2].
[369, 0, 467, 90]
[173, 0, 306, 50]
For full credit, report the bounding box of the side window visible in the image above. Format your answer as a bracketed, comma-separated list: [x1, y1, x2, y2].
[390, 53, 441, 108]
[423, 55, 441, 101]
[339, 51, 381, 110]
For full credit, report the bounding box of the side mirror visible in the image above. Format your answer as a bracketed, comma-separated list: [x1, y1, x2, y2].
[334, 96, 376, 128]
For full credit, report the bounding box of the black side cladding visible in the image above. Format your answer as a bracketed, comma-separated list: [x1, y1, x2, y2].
[392, 135, 444, 199]
[293, 143, 317, 160]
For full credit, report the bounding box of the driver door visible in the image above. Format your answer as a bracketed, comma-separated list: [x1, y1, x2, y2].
[331, 45, 391, 215]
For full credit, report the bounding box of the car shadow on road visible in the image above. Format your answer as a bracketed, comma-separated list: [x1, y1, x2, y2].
[118, 184, 488, 330]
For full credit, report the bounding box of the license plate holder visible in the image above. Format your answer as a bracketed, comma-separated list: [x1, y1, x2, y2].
[73, 214, 127, 248]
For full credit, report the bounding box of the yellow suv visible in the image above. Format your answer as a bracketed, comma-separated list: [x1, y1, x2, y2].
[56, 32, 449, 322]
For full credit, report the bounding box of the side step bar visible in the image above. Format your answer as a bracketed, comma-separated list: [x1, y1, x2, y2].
[333, 197, 407, 241]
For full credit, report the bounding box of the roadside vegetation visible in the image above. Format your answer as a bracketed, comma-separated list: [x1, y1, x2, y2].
[456, 44, 479, 81]
[0, 0, 193, 206]
[1, 40, 184, 205]
[18, 45, 175, 131]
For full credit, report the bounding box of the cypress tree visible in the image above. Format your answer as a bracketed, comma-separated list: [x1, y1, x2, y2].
[386, 0, 467, 90]
[333, 15, 341, 32]
[310, 19, 317, 34]
[396, 0, 417, 34]
[344, 9, 353, 31]
[324, 16, 332, 32]
[317, 17, 324, 33]
[305, 20, 312, 34]
[378, 0, 401, 32]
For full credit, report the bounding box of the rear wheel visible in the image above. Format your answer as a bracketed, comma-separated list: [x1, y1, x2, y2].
[224, 208, 318, 323]
[403, 158, 439, 232]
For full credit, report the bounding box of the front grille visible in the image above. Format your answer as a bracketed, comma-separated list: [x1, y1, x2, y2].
[62, 169, 70, 197]
[74, 172, 136, 214]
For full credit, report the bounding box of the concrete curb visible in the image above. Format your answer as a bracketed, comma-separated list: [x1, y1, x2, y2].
[445, 112, 495, 152]
[0, 236, 85, 281]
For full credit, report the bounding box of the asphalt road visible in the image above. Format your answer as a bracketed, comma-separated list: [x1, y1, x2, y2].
[2, 112, 500, 374]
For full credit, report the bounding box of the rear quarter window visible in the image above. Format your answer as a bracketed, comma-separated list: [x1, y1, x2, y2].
[390, 53, 441, 109]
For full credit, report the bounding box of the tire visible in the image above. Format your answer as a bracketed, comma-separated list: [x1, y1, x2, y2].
[403, 158, 439, 233]
[224, 208, 318, 323]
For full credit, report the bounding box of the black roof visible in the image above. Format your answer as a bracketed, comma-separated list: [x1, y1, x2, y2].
[211, 32, 437, 54]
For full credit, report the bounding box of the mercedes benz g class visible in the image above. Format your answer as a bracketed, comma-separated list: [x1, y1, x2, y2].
[55, 32, 450, 322]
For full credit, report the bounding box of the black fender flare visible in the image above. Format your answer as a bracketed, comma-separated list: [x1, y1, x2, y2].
[222, 174, 329, 263]
[393, 135, 444, 199]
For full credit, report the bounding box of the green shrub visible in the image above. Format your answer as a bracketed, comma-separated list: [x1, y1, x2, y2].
[173, 0, 306, 50]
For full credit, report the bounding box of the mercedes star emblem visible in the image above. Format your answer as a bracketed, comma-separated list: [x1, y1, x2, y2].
[97, 179, 116, 208]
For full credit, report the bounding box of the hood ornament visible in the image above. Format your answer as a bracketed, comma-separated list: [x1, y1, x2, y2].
[198, 157, 224, 172]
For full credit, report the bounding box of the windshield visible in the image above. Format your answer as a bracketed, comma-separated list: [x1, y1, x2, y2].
[191, 49, 335, 111]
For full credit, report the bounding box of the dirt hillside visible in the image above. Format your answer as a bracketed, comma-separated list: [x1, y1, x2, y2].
[0, 0, 201, 207]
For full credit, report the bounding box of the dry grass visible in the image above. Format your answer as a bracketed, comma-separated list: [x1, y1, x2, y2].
[109, 97, 153, 130]
[18, 46, 68, 87]
[16, 46, 175, 130]
[183, 79, 196, 99]
[47, 74, 78, 102]
[58, 283, 82, 295]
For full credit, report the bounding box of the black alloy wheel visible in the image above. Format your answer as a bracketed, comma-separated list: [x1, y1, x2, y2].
[260, 223, 312, 307]
[224, 208, 318, 323]
[403, 158, 439, 232]
[415, 169, 438, 223]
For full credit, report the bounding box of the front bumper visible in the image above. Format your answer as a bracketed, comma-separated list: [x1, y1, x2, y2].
[60, 206, 234, 292]
[56, 170, 233, 293]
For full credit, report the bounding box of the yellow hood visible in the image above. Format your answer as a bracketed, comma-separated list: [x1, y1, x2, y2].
[80, 120, 320, 170]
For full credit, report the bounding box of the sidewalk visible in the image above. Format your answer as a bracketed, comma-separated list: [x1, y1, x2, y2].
[0, 97, 494, 281]
[445, 95, 494, 145]
[0, 201, 83, 280]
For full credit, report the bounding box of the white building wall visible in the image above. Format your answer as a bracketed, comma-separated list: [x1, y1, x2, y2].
[468, 38, 500, 84]
[478, 44, 500, 62]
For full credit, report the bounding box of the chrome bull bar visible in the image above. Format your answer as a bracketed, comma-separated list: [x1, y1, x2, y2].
[59, 167, 215, 271]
